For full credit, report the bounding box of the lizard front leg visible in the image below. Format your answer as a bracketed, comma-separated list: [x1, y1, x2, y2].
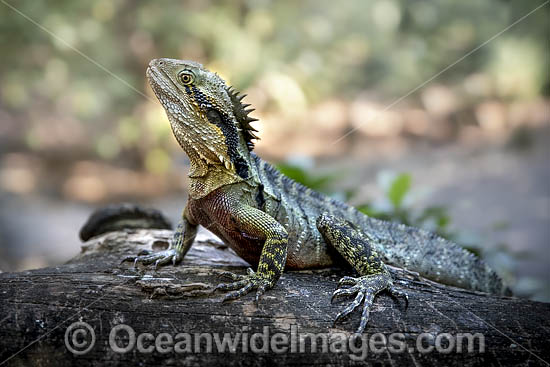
[216, 204, 288, 303]
[316, 213, 408, 333]
[122, 205, 198, 269]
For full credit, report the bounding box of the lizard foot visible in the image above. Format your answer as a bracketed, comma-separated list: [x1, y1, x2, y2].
[215, 268, 273, 303]
[121, 248, 182, 270]
[331, 273, 407, 333]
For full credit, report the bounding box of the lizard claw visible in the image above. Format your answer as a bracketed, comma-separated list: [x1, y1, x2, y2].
[215, 268, 273, 303]
[120, 249, 152, 265]
[388, 286, 409, 311]
[255, 284, 267, 304]
[121, 248, 182, 269]
[332, 273, 406, 334]
[331, 285, 360, 303]
[333, 291, 365, 326]
[218, 271, 246, 281]
[338, 276, 357, 287]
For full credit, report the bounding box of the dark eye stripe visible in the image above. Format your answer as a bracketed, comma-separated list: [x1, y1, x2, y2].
[190, 86, 249, 179]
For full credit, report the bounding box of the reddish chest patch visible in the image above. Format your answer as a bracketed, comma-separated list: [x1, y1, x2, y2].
[187, 190, 263, 267]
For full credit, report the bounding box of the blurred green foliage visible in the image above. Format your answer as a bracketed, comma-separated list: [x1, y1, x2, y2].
[276, 163, 339, 193]
[0, 0, 547, 171]
[386, 173, 411, 209]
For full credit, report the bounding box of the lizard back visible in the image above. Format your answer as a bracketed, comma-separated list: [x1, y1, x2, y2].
[251, 153, 509, 295]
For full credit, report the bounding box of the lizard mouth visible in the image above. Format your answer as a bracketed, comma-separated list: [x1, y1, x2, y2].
[145, 66, 157, 85]
[146, 66, 174, 97]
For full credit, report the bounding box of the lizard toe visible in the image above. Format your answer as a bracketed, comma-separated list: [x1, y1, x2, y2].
[333, 291, 365, 326]
[332, 272, 395, 333]
[216, 269, 272, 303]
[331, 285, 360, 303]
[121, 248, 181, 269]
[388, 286, 409, 311]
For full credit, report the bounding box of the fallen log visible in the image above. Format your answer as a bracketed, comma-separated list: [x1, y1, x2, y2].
[1, 226, 549, 366]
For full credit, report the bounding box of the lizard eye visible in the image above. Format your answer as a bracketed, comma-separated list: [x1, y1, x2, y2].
[178, 71, 194, 85]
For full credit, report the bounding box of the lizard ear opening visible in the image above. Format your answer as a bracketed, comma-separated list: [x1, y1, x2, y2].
[226, 86, 260, 151]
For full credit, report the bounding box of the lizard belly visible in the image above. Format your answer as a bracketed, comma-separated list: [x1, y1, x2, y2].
[186, 189, 264, 268]
[208, 223, 264, 268]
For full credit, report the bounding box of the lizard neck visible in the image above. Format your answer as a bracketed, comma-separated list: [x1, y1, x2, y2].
[188, 165, 246, 199]
[187, 151, 262, 200]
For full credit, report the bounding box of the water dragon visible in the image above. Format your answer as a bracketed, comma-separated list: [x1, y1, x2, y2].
[123, 58, 509, 333]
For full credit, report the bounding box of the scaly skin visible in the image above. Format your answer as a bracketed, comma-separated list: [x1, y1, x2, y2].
[123, 58, 509, 333]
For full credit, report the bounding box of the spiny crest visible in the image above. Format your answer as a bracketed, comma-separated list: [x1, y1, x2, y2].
[226, 86, 260, 151]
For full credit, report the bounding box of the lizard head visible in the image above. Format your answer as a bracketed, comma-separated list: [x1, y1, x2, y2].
[146, 58, 259, 179]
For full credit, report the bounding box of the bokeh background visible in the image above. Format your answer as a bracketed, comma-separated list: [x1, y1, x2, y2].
[0, 1, 548, 300]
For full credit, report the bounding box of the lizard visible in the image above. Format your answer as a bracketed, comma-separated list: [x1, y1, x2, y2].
[123, 58, 510, 333]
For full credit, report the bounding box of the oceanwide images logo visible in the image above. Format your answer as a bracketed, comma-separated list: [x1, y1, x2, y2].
[65, 321, 485, 360]
[64, 321, 96, 355]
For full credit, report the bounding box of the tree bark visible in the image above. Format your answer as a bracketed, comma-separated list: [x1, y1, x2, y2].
[1, 229, 549, 366]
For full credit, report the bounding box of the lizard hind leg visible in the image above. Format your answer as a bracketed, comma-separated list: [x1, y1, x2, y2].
[316, 213, 406, 333]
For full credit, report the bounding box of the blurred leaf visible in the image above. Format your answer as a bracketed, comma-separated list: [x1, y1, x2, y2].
[356, 203, 388, 220]
[275, 163, 339, 193]
[387, 173, 411, 208]
[343, 188, 357, 202]
[416, 206, 450, 229]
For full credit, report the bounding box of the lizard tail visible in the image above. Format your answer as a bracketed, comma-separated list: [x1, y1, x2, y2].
[358, 215, 511, 295]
